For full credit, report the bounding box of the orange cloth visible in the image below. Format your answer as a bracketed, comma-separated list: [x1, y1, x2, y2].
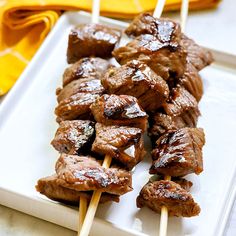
[0, 0, 221, 95]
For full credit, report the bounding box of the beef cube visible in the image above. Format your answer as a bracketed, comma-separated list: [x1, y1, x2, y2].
[113, 34, 187, 80]
[136, 180, 200, 217]
[56, 78, 105, 103]
[148, 87, 200, 141]
[102, 60, 169, 112]
[163, 87, 200, 118]
[150, 127, 205, 176]
[51, 120, 95, 154]
[90, 94, 148, 131]
[67, 24, 121, 63]
[63, 57, 111, 87]
[177, 63, 203, 102]
[125, 13, 181, 42]
[180, 34, 213, 71]
[55, 93, 100, 122]
[148, 110, 199, 142]
[36, 175, 119, 205]
[92, 123, 145, 169]
[55, 154, 132, 195]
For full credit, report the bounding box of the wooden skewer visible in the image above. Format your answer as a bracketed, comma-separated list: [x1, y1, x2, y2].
[181, 0, 189, 32]
[78, 0, 101, 235]
[153, 0, 167, 18]
[80, 155, 112, 236]
[159, 1, 189, 236]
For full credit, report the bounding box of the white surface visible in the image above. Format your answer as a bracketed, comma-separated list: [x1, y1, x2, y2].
[0, 0, 235, 235]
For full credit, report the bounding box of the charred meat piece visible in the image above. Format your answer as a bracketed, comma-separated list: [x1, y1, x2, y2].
[51, 120, 95, 154]
[56, 78, 105, 103]
[36, 175, 119, 205]
[148, 110, 199, 141]
[163, 87, 200, 118]
[177, 63, 203, 102]
[113, 34, 187, 80]
[180, 34, 213, 71]
[67, 24, 121, 63]
[150, 127, 205, 176]
[92, 123, 145, 170]
[55, 154, 132, 195]
[55, 93, 100, 122]
[125, 13, 181, 42]
[90, 94, 148, 131]
[63, 57, 111, 87]
[148, 87, 200, 140]
[137, 180, 200, 217]
[102, 60, 169, 112]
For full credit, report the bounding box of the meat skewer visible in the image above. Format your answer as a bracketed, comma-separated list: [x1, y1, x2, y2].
[77, 0, 101, 232]
[159, 1, 189, 236]
[79, 1, 170, 236]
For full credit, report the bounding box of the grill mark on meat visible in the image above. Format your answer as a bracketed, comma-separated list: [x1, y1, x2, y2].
[67, 24, 121, 63]
[150, 128, 205, 177]
[92, 123, 145, 169]
[55, 154, 132, 195]
[136, 180, 200, 217]
[102, 60, 169, 112]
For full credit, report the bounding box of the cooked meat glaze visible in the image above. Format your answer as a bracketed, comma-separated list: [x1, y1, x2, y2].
[180, 34, 213, 71]
[177, 63, 203, 102]
[113, 34, 186, 81]
[148, 87, 200, 140]
[51, 120, 95, 154]
[150, 127, 205, 176]
[137, 180, 200, 217]
[63, 57, 111, 87]
[163, 87, 199, 117]
[92, 123, 145, 169]
[67, 24, 121, 63]
[102, 60, 169, 112]
[90, 94, 148, 131]
[55, 93, 99, 122]
[55, 154, 132, 195]
[57, 78, 105, 103]
[36, 175, 119, 205]
[125, 13, 181, 42]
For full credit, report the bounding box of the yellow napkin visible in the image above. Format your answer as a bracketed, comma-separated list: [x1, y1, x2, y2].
[0, 0, 221, 95]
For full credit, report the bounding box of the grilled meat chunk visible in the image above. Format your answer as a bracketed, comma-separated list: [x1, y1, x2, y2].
[137, 180, 200, 217]
[63, 57, 111, 87]
[102, 60, 169, 112]
[92, 123, 145, 169]
[177, 63, 203, 102]
[55, 154, 132, 195]
[55, 93, 100, 122]
[148, 87, 200, 141]
[51, 120, 95, 154]
[67, 24, 121, 63]
[113, 34, 186, 80]
[90, 94, 148, 131]
[56, 78, 105, 103]
[150, 127, 205, 176]
[163, 87, 199, 118]
[36, 175, 119, 205]
[180, 34, 213, 71]
[125, 13, 181, 42]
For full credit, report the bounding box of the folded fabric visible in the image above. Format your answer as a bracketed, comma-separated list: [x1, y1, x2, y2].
[0, 0, 221, 95]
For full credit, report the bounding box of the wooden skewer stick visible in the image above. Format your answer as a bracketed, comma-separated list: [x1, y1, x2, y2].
[80, 155, 112, 236]
[153, 0, 166, 18]
[181, 0, 189, 32]
[78, 0, 101, 234]
[159, 1, 189, 236]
